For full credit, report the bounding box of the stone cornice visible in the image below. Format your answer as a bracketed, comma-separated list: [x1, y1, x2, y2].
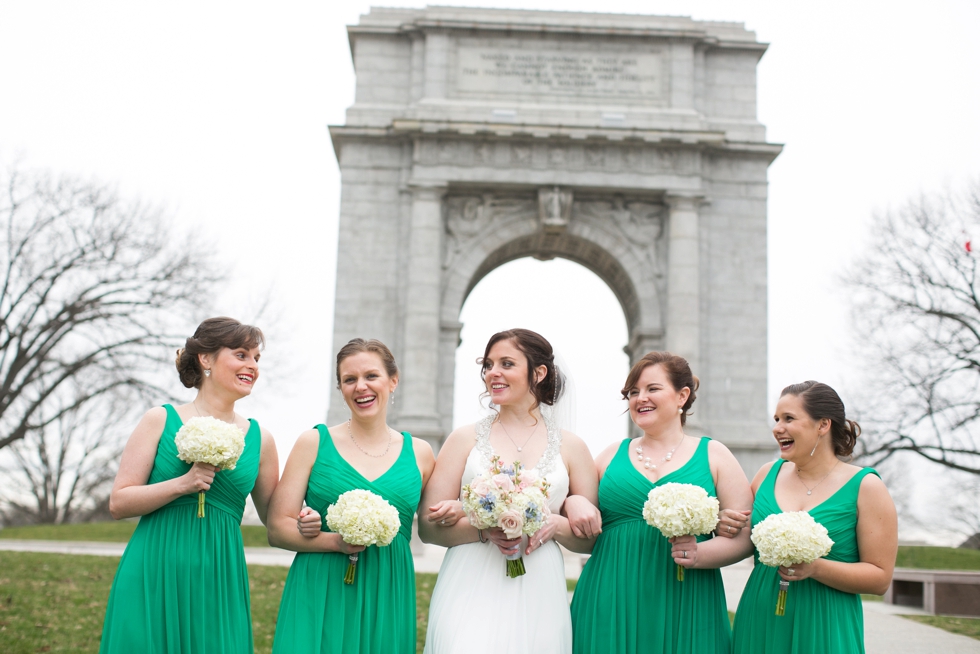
[328, 121, 783, 162]
[348, 8, 768, 53]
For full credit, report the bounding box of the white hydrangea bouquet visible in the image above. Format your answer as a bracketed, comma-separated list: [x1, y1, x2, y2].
[642, 482, 720, 581]
[751, 511, 834, 615]
[326, 489, 401, 585]
[462, 455, 551, 578]
[174, 416, 246, 518]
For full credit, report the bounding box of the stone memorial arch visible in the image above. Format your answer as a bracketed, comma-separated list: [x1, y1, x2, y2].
[327, 6, 782, 473]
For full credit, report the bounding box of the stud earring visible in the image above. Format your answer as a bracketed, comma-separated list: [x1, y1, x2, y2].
[678, 407, 683, 414]
[204, 369, 211, 378]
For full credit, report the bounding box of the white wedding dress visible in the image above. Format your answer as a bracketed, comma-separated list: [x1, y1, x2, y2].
[423, 414, 572, 654]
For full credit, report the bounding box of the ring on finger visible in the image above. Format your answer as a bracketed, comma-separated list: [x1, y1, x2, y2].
[788, 568, 795, 576]
[683, 550, 688, 558]
[440, 519, 446, 525]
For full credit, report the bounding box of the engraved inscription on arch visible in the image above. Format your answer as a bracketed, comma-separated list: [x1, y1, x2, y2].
[453, 40, 666, 103]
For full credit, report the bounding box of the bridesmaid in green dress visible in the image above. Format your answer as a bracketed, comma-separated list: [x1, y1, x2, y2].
[268, 338, 435, 654]
[731, 381, 897, 654]
[570, 351, 754, 654]
[100, 317, 301, 654]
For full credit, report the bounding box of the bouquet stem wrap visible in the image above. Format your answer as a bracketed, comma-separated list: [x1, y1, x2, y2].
[504, 535, 528, 578]
[344, 553, 359, 585]
[197, 491, 206, 518]
[775, 579, 789, 616]
[676, 563, 685, 582]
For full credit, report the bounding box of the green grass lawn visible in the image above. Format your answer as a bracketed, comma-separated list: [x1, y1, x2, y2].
[0, 522, 271, 548]
[895, 545, 980, 571]
[0, 551, 437, 654]
[904, 615, 980, 641]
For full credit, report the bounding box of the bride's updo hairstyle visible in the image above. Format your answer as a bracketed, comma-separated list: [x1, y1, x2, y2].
[621, 351, 699, 426]
[479, 328, 565, 413]
[780, 381, 861, 458]
[175, 317, 264, 389]
[335, 338, 399, 388]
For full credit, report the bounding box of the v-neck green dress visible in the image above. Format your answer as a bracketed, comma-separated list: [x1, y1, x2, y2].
[272, 424, 422, 654]
[733, 460, 878, 654]
[100, 404, 260, 654]
[570, 437, 731, 654]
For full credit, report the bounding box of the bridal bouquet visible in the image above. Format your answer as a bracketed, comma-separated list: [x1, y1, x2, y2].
[642, 482, 720, 581]
[326, 489, 401, 585]
[174, 416, 246, 517]
[462, 455, 551, 578]
[751, 511, 834, 615]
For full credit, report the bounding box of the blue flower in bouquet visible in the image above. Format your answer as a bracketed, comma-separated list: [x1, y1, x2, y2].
[479, 495, 496, 512]
[524, 502, 540, 521]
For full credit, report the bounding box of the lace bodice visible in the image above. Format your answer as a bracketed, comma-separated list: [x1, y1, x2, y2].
[459, 414, 569, 514]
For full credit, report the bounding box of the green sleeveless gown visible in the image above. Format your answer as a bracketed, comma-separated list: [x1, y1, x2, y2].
[732, 460, 878, 653]
[100, 404, 260, 654]
[570, 437, 731, 654]
[272, 425, 422, 654]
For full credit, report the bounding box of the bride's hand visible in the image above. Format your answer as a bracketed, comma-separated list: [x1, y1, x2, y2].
[484, 527, 522, 557]
[562, 494, 602, 539]
[525, 515, 558, 555]
[426, 500, 463, 527]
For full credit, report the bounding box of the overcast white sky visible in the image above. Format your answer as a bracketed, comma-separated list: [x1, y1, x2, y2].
[1, 1, 979, 484]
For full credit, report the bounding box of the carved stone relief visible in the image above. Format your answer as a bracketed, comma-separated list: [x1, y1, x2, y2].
[538, 187, 573, 234]
[443, 194, 536, 270]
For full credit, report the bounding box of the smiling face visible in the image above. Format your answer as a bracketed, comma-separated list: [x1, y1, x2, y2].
[482, 338, 541, 407]
[627, 363, 689, 434]
[339, 351, 397, 419]
[772, 393, 829, 460]
[202, 346, 260, 398]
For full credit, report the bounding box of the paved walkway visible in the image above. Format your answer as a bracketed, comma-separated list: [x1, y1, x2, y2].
[2, 539, 978, 653]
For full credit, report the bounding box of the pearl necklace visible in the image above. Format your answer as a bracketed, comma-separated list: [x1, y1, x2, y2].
[635, 435, 684, 470]
[347, 419, 393, 458]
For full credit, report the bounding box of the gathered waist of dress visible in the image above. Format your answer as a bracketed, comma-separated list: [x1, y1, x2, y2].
[155, 494, 246, 522]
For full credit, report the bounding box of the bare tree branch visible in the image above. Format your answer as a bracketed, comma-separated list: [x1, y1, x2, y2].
[846, 179, 980, 475]
[0, 162, 224, 523]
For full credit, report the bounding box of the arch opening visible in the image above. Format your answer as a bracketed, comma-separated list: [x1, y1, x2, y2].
[452, 256, 630, 454]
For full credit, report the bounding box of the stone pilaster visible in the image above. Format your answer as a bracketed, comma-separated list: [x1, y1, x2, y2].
[665, 194, 704, 375]
[398, 184, 447, 441]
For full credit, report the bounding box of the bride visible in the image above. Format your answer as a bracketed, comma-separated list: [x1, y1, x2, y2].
[419, 328, 600, 653]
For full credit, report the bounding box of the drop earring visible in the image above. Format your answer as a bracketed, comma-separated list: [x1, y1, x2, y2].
[204, 369, 211, 378]
[389, 391, 395, 407]
[810, 435, 820, 457]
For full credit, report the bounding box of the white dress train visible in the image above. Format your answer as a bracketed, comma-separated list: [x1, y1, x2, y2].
[423, 414, 572, 654]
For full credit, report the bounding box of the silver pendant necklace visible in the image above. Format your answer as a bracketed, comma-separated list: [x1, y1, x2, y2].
[796, 459, 840, 496]
[496, 417, 538, 453]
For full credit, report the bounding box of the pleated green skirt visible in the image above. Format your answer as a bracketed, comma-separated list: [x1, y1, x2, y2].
[272, 540, 416, 653]
[100, 502, 253, 653]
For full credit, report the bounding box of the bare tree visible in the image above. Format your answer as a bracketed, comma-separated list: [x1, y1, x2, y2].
[0, 392, 134, 524]
[847, 179, 980, 475]
[0, 163, 220, 522]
